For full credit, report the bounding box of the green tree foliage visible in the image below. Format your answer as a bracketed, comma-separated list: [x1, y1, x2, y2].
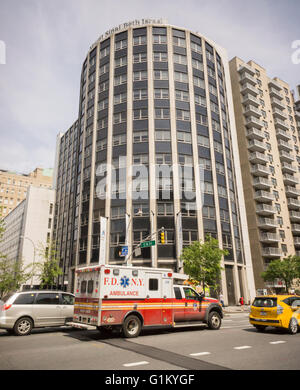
[181, 236, 228, 291]
[261, 256, 300, 293]
[36, 241, 62, 289]
[0, 208, 34, 298]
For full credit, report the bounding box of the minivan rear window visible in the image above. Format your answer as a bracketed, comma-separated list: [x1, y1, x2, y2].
[14, 293, 36, 305]
[252, 297, 277, 307]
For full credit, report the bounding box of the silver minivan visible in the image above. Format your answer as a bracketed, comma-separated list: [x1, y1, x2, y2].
[0, 291, 75, 336]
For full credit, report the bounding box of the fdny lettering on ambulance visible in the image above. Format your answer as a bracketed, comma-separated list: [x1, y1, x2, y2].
[104, 276, 144, 296]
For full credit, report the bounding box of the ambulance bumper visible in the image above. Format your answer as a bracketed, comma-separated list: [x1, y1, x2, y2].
[66, 322, 97, 330]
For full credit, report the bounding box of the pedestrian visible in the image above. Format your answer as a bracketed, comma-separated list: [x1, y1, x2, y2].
[219, 293, 225, 308]
[239, 296, 244, 311]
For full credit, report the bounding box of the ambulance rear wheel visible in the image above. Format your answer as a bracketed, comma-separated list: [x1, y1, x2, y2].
[123, 315, 142, 338]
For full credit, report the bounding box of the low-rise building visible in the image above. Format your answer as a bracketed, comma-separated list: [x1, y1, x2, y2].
[0, 186, 55, 289]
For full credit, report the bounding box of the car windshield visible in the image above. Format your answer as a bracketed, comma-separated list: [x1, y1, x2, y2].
[252, 297, 277, 307]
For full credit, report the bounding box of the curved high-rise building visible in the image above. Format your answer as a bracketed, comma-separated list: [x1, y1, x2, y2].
[53, 19, 255, 305]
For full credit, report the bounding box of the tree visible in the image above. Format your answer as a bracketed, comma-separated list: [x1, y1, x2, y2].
[36, 241, 63, 289]
[181, 236, 228, 292]
[0, 208, 34, 298]
[261, 256, 300, 293]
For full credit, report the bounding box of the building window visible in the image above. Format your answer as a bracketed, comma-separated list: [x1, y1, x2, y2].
[113, 112, 126, 124]
[173, 36, 186, 47]
[114, 74, 127, 86]
[195, 94, 206, 107]
[154, 88, 169, 99]
[133, 109, 148, 120]
[133, 35, 147, 46]
[155, 108, 170, 119]
[115, 56, 127, 68]
[115, 39, 127, 51]
[177, 131, 192, 143]
[133, 70, 147, 81]
[133, 131, 148, 143]
[100, 47, 110, 58]
[153, 52, 168, 62]
[114, 92, 127, 104]
[173, 54, 187, 65]
[133, 52, 147, 63]
[113, 134, 126, 146]
[133, 89, 147, 101]
[191, 42, 202, 53]
[193, 76, 205, 89]
[155, 130, 171, 141]
[153, 34, 167, 44]
[175, 90, 189, 102]
[176, 109, 190, 121]
[174, 71, 188, 83]
[154, 70, 168, 80]
[192, 59, 204, 71]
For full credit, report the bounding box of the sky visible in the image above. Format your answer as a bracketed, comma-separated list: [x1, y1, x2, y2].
[0, 0, 299, 174]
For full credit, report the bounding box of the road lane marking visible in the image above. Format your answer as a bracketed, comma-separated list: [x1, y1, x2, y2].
[234, 346, 252, 350]
[269, 341, 286, 345]
[123, 361, 149, 367]
[189, 352, 211, 356]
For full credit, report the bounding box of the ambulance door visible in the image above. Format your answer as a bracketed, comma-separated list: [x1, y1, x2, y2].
[146, 273, 162, 299]
[182, 286, 204, 321]
[144, 273, 162, 325]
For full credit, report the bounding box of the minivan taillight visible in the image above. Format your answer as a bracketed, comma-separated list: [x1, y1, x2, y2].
[2, 304, 12, 311]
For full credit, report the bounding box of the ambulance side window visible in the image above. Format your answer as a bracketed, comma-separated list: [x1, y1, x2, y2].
[81, 280, 87, 294]
[149, 279, 158, 291]
[87, 280, 94, 294]
[174, 287, 182, 299]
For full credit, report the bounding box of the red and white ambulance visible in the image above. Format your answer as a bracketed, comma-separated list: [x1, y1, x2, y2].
[68, 264, 223, 337]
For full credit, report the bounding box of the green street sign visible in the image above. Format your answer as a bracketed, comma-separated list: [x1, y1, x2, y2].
[140, 240, 156, 248]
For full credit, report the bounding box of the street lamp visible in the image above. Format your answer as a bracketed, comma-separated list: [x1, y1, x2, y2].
[20, 235, 36, 288]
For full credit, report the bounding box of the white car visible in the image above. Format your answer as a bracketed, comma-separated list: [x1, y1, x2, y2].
[0, 291, 74, 336]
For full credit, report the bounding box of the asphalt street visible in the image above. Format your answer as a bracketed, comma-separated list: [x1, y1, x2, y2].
[0, 313, 299, 370]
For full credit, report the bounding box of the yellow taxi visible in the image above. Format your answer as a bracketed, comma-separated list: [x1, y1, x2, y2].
[249, 295, 300, 335]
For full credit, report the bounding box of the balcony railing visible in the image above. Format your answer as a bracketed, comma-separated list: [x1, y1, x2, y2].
[283, 173, 298, 185]
[278, 139, 293, 152]
[279, 150, 294, 162]
[262, 247, 281, 257]
[253, 177, 272, 189]
[281, 162, 297, 174]
[270, 97, 285, 109]
[258, 217, 278, 229]
[251, 164, 270, 177]
[245, 116, 264, 129]
[249, 152, 269, 164]
[241, 83, 259, 96]
[248, 139, 267, 153]
[254, 190, 275, 203]
[269, 87, 283, 99]
[276, 129, 291, 141]
[274, 118, 289, 131]
[246, 128, 264, 141]
[285, 186, 300, 197]
[289, 211, 300, 222]
[287, 198, 300, 210]
[256, 204, 276, 215]
[260, 233, 281, 243]
[242, 94, 260, 107]
[240, 72, 257, 85]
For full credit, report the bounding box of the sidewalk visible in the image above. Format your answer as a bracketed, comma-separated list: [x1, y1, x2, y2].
[223, 305, 250, 314]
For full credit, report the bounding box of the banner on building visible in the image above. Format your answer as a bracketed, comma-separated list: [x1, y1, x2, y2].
[99, 217, 107, 265]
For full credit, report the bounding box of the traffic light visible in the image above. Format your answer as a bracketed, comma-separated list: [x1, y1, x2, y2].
[160, 228, 165, 244]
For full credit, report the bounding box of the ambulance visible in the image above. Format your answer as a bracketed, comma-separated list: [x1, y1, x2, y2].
[68, 264, 223, 338]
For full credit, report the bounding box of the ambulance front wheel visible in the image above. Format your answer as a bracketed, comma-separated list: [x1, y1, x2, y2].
[122, 315, 142, 338]
[207, 311, 222, 330]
